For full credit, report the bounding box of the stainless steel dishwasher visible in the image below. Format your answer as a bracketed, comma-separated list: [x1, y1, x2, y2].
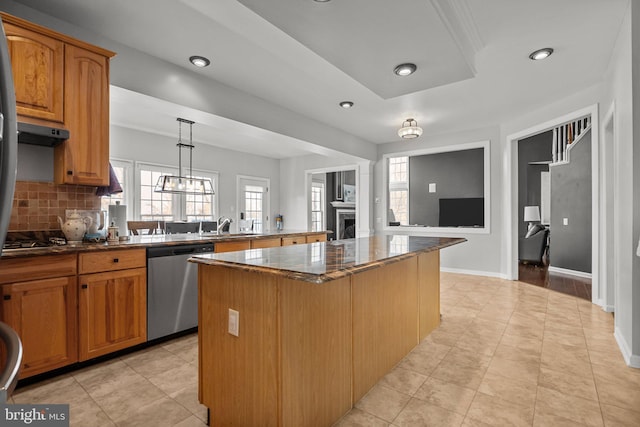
[146, 242, 214, 341]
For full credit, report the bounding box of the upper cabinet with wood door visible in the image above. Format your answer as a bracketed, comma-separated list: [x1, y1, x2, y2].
[56, 45, 110, 185]
[4, 21, 64, 124]
[1, 12, 115, 186]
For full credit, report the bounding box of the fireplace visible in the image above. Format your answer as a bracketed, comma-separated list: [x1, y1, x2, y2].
[336, 209, 356, 239]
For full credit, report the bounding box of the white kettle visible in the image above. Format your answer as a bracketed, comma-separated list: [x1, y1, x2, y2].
[58, 209, 91, 243]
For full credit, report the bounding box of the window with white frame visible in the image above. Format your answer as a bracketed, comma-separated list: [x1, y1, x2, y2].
[136, 162, 218, 222]
[311, 181, 325, 232]
[100, 159, 133, 212]
[388, 156, 409, 224]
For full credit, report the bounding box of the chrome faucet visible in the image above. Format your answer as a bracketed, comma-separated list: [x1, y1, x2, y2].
[217, 217, 232, 234]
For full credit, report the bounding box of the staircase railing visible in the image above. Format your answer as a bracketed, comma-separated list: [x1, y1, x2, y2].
[551, 116, 591, 164]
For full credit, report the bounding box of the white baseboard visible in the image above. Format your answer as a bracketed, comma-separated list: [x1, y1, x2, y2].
[548, 265, 592, 279]
[440, 267, 508, 280]
[614, 327, 640, 368]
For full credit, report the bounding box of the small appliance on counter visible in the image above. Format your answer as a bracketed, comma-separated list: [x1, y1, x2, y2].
[108, 201, 127, 237]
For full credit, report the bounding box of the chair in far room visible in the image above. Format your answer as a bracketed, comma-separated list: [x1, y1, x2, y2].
[127, 220, 163, 235]
[518, 224, 549, 265]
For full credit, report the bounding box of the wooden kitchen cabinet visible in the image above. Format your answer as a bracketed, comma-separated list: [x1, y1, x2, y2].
[306, 234, 327, 243]
[251, 238, 282, 249]
[78, 249, 146, 361]
[215, 240, 251, 253]
[282, 236, 305, 246]
[55, 44, 110, 186]
[1, 12, 115, 186]
[4, 20, 64, 124]
[0, 254, 78, 378]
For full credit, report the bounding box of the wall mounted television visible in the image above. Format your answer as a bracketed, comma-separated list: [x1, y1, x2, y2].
[439, 198, 484, 227]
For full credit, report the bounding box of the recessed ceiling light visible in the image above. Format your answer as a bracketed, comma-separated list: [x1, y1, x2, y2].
[529, 48, 553, 61]
[313, 0, 332, 2]
[189, 55, 211, 67]
[339, 101, 354, 108]
[394, 63, 417, 76]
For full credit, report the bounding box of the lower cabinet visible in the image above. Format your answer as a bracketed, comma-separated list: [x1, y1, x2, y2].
[78, 250, 147, 361]
[0, 253, 78, 378]
[1, 276, 78, 378]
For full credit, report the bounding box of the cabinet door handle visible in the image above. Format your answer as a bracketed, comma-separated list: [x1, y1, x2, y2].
[3, 295, 11, 300]
[81, 284, 88, 289]
[67, 170, 73, 175]
[113, 258, 119, 263]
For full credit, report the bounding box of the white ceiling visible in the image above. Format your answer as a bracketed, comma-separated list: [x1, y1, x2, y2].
[11, 0, 630, 156]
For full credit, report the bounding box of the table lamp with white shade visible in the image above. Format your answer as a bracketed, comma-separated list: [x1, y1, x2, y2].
[524, 206, 541, 231]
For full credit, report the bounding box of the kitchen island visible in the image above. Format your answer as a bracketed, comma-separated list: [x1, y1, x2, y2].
[191, 234, 465, 427]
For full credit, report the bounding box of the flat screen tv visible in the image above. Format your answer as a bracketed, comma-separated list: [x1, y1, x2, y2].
[439, 198, 484, 227]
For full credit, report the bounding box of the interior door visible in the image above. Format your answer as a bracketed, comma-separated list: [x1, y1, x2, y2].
[238, 177, 269, 233]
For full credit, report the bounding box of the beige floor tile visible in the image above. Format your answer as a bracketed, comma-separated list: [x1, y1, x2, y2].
[591, 363, 640, 388]
[540, 341, 592, 376]
[454, 331, 501, 356]
[413, 377, 476, 415]
[69, 398, 115, 427]
[113, 396, 192, 426]
[72, 359, 139, 396]
[465, 392, 534, 427]
[593, 375, 640, 413]
[392, 398, 465, 427]
[533, 410, 591, 427]
[499, 333, 543, 355]
[333, 408, 390, 427]
[172, 415, 209, 427]
[587, 347, 628, 369]
[543, 330, 588, 348]
[430, 359, 487, 390]
[426, 329, 462, 347]
[147, 361, 198, 395]
[461, 416, 494, 427]
[485, 354, 540, 385]
[13, 375, 87, 405]
[440, 347, 492, 370]
[492, 342, 541, 364]
[121, 347, 190, 378]
[535, 386, 603, 426]
[538, 366, 598, 401]
[503, 322, 545, 340]
[397, 349, 446, 377]
[169, 384, 208, 422]
[477, 371, 537, 408]
[88, 376, 166, 422]
[354, 385, 411, 423]
[600, 403, 640, 426]
[378, 366, 428, 396]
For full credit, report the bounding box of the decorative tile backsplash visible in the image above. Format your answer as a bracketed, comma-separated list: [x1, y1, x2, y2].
[9, 181, 101, 231]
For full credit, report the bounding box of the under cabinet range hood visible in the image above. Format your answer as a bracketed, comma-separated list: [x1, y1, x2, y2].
[17, 122, 69, 146]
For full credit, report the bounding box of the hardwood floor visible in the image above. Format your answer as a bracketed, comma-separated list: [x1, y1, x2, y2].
[518, 262, 592, 301]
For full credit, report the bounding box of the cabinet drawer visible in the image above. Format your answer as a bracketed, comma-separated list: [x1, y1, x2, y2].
[0, 254, 77, 284]
[215, 241, 251, 253]
[79, 249, 146, 274]
[306, 234, 327, 243]
[282, 237, 305, 246]
[251, 238, 282, 249]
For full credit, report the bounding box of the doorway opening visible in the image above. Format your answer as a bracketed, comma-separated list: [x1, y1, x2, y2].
[506, 104, 600, 306]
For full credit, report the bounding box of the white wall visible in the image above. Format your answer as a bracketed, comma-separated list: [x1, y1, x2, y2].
[279, 154, 372, 234]
[600, 2, 640, 367]
[110, 125, 281, 229]
[375, 126, 504, 277]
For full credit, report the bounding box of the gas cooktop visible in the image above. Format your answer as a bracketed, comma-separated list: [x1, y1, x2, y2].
[3, 237, 67, 251]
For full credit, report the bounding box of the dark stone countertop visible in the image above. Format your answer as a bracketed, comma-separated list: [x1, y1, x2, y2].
[190, 234, 466, 283]
[0, 230, 329, 259]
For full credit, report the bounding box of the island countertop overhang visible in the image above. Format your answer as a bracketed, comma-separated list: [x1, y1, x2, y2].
[190, 234, 466, 284]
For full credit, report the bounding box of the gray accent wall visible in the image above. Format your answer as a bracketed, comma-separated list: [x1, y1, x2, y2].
[517, 131, 552, 238]
[550, 130, 592, 273]
[408, 148, 484, 226]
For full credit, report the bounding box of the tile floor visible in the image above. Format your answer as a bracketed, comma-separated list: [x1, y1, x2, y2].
[11, 273, 640, 426]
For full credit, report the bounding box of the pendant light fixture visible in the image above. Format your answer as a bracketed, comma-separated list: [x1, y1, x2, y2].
[154, 118, 214, 195]
[397, 118, 423, 139]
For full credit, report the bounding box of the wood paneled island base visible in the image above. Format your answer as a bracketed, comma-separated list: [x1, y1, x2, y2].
[193, 235, 465, 427]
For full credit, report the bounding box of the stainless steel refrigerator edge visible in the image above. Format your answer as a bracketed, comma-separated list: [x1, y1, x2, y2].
[0, 16, 18, 256]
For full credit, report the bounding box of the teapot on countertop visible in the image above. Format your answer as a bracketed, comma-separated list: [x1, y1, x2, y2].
[58, 209, 92, 243]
